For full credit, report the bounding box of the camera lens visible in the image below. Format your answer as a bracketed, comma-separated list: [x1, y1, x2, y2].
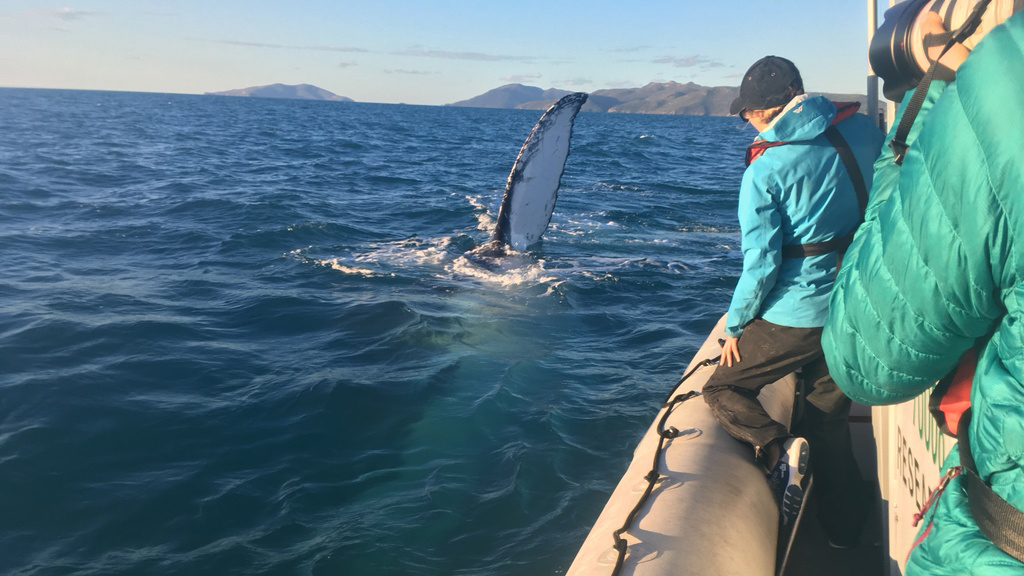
[870, 0, 932, 101]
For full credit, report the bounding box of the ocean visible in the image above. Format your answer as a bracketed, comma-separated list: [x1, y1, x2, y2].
[0, 87, 754, 575]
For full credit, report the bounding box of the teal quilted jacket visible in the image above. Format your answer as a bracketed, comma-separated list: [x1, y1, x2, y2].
[823, 13, 1024, 574]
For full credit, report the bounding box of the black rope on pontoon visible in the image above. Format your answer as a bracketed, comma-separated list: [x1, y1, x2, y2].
[610, 354, 720, 576]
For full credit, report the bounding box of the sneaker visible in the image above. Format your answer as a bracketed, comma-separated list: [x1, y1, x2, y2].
[767, 437, 810, 526]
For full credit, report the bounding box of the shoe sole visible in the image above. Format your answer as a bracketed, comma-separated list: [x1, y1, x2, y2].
[782, 484, 804, 523]
[781, 440, 809, 525]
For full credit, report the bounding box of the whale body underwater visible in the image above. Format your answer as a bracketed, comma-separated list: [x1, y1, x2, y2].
[470, 92, 588, 259]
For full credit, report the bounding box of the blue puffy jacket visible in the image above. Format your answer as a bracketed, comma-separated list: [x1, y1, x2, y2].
[726, 96, 884, 337]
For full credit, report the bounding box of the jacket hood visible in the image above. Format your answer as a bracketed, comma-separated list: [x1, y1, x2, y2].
[758, 95, 837, 143]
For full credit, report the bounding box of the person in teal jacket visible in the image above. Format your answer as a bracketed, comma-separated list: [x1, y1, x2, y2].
[823, 12, 1024, 575]
[702, 56, 884, 541]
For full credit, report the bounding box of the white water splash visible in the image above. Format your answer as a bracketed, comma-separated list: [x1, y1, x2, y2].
[467, 194, 496, 233]
[313, 235, 565, 291]
[320, 260, 383, 277]
[447, 254, 558, 287]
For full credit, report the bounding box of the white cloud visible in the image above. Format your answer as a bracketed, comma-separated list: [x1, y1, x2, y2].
[612, 46, 652, 54]
[559, 77, 592, 87]
[395, 46, 531, 62]
[653, 55, 725, 69]
[48, 7, 100, 20]
[217, 40, 367, 53]
[501, 73, 542, 83]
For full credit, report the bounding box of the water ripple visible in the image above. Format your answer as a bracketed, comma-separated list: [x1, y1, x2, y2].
[0, 87, 747, 576]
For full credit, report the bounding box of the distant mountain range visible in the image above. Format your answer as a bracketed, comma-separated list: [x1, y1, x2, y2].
[202, 81, 867, 117]
[448, 82, 869, 117]
[206, 83, 352, 102]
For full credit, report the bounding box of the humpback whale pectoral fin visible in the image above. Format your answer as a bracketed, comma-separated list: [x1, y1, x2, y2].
[490, 92, 588, 252]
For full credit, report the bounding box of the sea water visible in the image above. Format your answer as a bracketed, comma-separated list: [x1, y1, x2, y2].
[0, 88, 753, 575]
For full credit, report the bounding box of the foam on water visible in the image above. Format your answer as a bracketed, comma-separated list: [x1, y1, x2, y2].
[447, 255, 558, 287]
[316, 236, 559, 288]
[321, 261, 383, 277]
[466, 193, 496, 232]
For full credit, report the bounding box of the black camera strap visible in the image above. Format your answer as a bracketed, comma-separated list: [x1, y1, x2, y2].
[889, 0, 993, 164]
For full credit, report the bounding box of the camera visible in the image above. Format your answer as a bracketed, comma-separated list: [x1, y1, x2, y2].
[869, 0, 1022, 101]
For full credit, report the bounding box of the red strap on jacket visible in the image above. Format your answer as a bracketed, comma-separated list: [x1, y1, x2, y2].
[744, 141, 786, 166]
[744, 101, 862, 166]
[938, 347, 977, 437]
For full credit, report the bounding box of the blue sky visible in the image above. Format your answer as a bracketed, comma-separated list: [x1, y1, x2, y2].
[0, 1, 888, 105]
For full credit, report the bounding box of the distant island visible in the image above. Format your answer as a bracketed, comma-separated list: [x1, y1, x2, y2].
[205, 83, 352, 102]
[448, 82, 868, 117]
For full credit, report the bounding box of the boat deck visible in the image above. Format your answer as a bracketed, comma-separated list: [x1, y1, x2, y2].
[783, 482, 886, 576]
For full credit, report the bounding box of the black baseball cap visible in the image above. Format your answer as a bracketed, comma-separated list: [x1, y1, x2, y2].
[729, 56, 803, 115]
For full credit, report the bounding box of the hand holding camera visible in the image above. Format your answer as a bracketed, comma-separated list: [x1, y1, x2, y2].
[918, 11, 971, 78]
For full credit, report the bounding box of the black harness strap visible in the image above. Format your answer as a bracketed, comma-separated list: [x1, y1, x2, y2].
[781, 233, 856, 259]
[781, 124, 869, 259]
[823, 125, 869, 214]
[958, 408, 1024, 563]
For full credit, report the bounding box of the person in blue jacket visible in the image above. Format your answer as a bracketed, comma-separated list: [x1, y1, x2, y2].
[701, 56, 884, 543]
